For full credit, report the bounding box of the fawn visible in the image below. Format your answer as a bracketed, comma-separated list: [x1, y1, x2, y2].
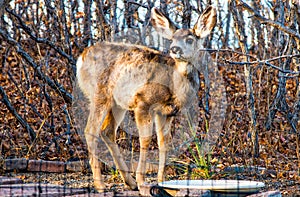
[76, 6, 216, 191]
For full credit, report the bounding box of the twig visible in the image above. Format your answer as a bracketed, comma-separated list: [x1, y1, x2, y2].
[127, 0, 148, 9]
[198, 48, 257, 59]
[0, 28, 73, 103]
[200, 49, 300, 63]
[225, 58, 300, 75]
[62, 104, 71, 145]
[199, 49, 300, 75]
[239, 0, 300, 44]
[230, 0, 258, 158]
[0, 86, 36, 141]
[200, 48, 300, 75]
[5, 8, 76, 69]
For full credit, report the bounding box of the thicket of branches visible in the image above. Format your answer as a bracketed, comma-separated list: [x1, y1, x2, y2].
[0, 0, 300, 192]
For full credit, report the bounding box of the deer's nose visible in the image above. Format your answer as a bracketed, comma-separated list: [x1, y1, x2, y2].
[170, 46, 183, 55]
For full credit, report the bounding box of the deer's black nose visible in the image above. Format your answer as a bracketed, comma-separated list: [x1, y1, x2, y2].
[170, 46, 183, 54]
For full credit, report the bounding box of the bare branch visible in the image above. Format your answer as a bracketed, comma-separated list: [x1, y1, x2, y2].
[0, 86, 36, 141]
[199, 48, 300, 75]
[127, 0, 148, 9]
[198, 48, 257, 59]
[239, 0, 300, 45]
[226, 60, 299, 75]
[0, 29, 73, 104]
[5, 8, 76, 69]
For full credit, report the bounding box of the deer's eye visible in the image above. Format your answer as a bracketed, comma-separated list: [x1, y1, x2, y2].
[186, 38, 194, 44]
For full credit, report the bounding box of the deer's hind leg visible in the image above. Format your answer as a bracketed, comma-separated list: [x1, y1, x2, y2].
[85, 101, 136, 191]
[99, 106, 137, 190]
[84, 105, 107, 191]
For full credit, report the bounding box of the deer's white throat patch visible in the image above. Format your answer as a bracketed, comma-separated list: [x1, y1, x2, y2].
[175, 61, 189, 75]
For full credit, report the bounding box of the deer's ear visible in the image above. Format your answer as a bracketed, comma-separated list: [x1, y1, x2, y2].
[193, 6, 217, 38]
[151, 7, 177, 40]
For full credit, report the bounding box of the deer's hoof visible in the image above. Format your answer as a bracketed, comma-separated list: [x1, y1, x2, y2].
[93, 182, 106, 192]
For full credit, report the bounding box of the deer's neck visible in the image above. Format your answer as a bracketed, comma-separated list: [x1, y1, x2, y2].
[175, 60, 199, 89]
[175, 61, 189, 76]
[173, 60, 199, 108]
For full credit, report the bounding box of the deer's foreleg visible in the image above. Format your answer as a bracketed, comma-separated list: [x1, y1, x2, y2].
[155, 114, 172, 183]
[135, 107, 153, 188]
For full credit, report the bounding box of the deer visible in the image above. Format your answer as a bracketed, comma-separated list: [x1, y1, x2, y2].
[76, 6, 217, 191]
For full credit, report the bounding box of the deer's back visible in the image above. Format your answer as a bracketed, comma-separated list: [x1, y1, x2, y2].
[77, 42, 177, 109]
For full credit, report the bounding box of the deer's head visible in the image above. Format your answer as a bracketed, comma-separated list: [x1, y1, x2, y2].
[151, 6, 217, 63]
